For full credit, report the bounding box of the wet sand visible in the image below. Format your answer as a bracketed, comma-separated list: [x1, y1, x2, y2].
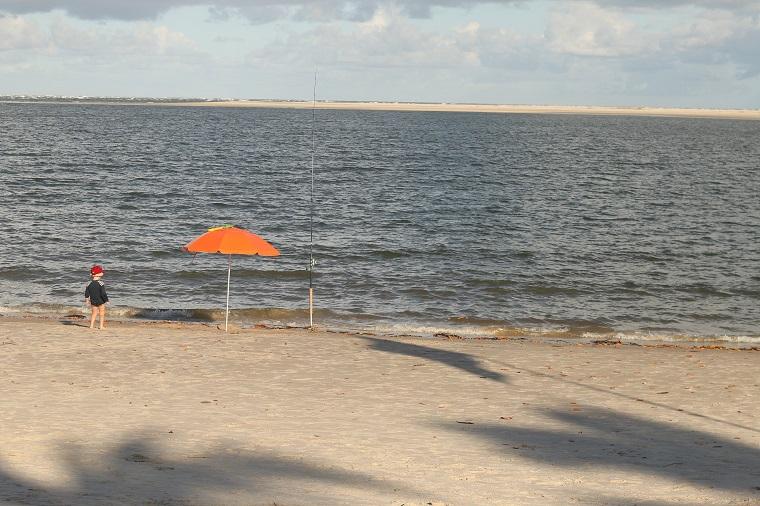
[1, 317, 758, 505]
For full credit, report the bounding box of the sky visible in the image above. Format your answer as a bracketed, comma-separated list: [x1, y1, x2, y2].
[1, 1, 759, 108]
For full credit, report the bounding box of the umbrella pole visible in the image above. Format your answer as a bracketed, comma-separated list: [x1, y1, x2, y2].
[225, 254, 231, 332]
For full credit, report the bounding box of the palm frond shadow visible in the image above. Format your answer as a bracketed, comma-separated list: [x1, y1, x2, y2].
[439, 406, 760, 495]
[0, 436, 423, 504]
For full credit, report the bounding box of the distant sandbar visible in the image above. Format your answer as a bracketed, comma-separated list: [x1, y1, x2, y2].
[175, 100, 760, 120]
[4, 97, 760, 120]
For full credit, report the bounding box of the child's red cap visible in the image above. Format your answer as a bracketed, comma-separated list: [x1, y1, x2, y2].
[90, 265, 104, 275]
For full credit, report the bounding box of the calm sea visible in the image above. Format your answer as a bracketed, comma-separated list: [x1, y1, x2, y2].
[1, 102, 759, 343]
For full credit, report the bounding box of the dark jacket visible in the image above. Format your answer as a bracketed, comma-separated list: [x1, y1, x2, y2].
[85, 280, 109, 306]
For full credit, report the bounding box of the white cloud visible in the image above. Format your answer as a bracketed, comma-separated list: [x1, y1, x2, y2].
[1, 1, 758, 24]
[546, 2, 657, 57]
[209, 4, 290, 24]
[665, 8, 760, 76]
[133, 24, 200, 55]
[250, 6, 487, 69]
[48, 17, 97, 51]
[459, 21, 543, 70]
[669, 8, 752, 50]
[0, 15, 207, 80]
[0, 14, 47, 50]
[47, 19, 202, 60]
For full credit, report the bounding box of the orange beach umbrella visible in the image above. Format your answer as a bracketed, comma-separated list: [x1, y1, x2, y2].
[183, 225, 280, 331]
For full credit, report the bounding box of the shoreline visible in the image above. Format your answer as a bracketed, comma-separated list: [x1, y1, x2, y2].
[3, 98, 760, 120]
[2, 313, 758, 351]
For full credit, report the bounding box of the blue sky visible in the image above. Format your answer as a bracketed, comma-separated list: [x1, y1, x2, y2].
[1, 1, 759, 108]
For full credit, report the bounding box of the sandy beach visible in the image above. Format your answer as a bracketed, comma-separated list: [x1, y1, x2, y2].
[1, 317, 758, 505]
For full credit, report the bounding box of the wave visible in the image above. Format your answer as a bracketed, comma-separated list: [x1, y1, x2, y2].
[448, 315, 511, 326]
[352, 322, 760, 345]
[372, 249, 408, 259]
[524, 285, 585, 296]
[0, 267, 28, 281]
[361, 323, 504, 339]
[729, 287, 760, 299]
[469, 278, 515, 288]
[676, 283, 733, 297]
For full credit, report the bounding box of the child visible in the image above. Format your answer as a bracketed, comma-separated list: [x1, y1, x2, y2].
[85, 265, 109, 329]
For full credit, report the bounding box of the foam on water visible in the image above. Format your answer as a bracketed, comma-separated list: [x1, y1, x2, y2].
[610, 332, 760, 345]
[359, 323, 503, 339]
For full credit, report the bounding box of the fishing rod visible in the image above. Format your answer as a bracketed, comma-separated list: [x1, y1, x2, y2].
[308, 70, 317, 329]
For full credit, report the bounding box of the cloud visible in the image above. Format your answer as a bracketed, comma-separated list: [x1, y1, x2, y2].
[0, 14, 47, 50]
[0, 1, 464, 21]
[48, 19, 200, 57]
[670, 9, 743, 50]
[546, 2, 658, 57]
[1, 0, 758, 23]
[208, 4, 291, 24]
[208, 2, 381, 24]
[241, 5, 558, 103]
[589, 0, 760, 10]
[0, 14, 206, 75]
[248, 6, 529, 70]
[531, 3, 760, 107]
[0, 1, 528, 22]
[0, 0, 188, 20]
[246, 0, 759, 84]
[664, 8, 760, 77]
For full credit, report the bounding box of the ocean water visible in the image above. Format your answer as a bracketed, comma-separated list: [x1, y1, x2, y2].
[1, 101, 759, 343]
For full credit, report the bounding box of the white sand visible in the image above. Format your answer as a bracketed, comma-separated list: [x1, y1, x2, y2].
[1, 318, 758, 505]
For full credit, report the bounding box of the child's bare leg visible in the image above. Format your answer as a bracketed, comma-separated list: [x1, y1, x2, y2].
[99, 305, 106, 330]
[90, 306, 98, 329]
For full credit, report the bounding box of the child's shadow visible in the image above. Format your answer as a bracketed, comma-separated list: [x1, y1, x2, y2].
[59, 318, 89, 328]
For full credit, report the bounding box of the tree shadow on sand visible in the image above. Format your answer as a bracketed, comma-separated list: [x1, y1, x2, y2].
[0, 435, 427, 505]
[361, 336, 507, 383]
[440, 406, 760, 496]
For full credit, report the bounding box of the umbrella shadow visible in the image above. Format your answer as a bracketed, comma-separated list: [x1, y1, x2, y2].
[0, 435, 428, 505]
[438, 406, 760, 495]
[361, 336, 507, 383]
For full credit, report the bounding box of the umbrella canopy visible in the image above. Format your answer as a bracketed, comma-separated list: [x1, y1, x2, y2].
[183, 225, 280, 331]
[183, 225, 280, 256]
